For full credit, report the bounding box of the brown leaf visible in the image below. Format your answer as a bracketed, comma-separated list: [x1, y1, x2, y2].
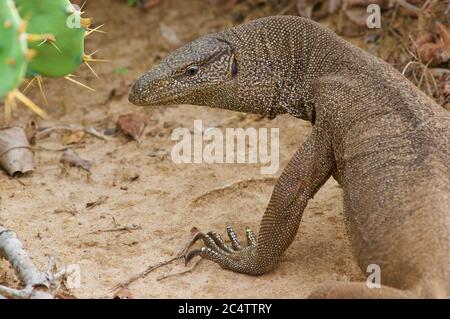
[117, 113, 148, 142]
[113, 288, 133, 299]
[60, 149, 93, 172]
[417, 41, 446, 65]
[415, 33, 434, 47]
[61, 130, 85, 145]
[436, 22, 450, 56]
[0, 127, 34, 177]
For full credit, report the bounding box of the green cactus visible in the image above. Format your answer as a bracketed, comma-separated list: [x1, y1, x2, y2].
[0, 0, 28, 99]
[15, 0, 88, 78]
[0, 0, 45, 121]
[1, 0, 104, 121]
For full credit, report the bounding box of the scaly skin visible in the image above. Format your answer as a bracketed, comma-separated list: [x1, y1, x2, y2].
[129, 16, 450, 298]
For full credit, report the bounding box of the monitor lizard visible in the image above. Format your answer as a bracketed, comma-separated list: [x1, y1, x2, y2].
[129, 16, 450, 298]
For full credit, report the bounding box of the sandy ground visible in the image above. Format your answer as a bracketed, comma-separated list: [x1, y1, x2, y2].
[0, 0, 366, 298]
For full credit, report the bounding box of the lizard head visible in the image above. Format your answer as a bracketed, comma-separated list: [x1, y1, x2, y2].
[129, 36, 238, 108]
[129, 30, 284, 118]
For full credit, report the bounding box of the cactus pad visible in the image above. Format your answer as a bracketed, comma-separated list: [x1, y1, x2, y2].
[0, 0, 28, 99]
[15, 0, 86, 78]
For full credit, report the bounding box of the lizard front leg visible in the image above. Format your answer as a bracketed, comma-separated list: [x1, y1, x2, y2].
[186, 126, 335, 275]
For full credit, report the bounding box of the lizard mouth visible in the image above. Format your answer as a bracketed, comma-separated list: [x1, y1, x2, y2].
[129, 80, 187, 106]
[130, 79, 235, 107]
[134, 92, 187, 106]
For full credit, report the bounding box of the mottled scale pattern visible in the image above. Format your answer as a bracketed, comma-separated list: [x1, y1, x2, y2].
[129, 16, 450, 298]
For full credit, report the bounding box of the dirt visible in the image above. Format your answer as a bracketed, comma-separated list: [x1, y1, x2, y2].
[0, 0, 368, 298]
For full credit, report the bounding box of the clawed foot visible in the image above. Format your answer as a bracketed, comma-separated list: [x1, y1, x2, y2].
[185, 225, 261, 274]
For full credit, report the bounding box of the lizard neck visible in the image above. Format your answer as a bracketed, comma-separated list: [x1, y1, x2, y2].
[218, 16, 357, 123]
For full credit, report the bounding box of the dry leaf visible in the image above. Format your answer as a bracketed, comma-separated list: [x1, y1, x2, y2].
[417, 42, 446, 65]
[415, 33, 434, 47]
[436, 22, 450, 57]
[117, 113, 148, 142]
[61, 130, 85, 145]
[0, 127, 34, 177]
[60, 149, 93, 172]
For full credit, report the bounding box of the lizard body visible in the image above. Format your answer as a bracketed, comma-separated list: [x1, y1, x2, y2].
[129, 16, 450, 298]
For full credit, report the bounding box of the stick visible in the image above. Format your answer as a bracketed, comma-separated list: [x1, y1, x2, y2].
[157, 258, 203, 281]
[189, 177, 277, 207]
[88, 225, 142, 234]
[0, 226, 65, 299]
[36, 125, 110, 141]
[112, 229, 200, 291]
[33, 145, 85, 152]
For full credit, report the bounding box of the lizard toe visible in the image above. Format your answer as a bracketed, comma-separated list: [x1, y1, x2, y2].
[207, 231, 234, 253]
[185, 246, 235, 268]
[245, 227, 257, 246]
[226, 225, 241, 250]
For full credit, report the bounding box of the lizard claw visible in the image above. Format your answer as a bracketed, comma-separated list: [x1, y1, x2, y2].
[185, 226, 259, 273]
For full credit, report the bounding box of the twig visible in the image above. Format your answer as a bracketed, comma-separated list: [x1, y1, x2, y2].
[157, 258, 203, 281]
[86, 196, 109, 210]
[394, 0, 420, 14]
[89, 225, 142, 234]
[111, 229, 200, 291]
[276, 1, 296, 15]
[189, 177, 277, 207]
[36, 125, 110, 141]
[32, 145, 85, 152]
[85, 127, 110, 141]
[15, 178, 30, 187]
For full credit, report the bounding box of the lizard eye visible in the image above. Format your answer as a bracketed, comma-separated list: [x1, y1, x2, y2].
[186, 65, 199, 76]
